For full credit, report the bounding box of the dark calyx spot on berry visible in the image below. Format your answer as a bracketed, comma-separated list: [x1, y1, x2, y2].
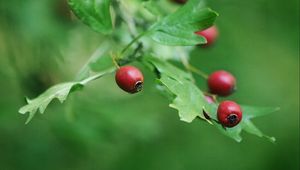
[135, 81, 143, 92]
[227, 114, 238, 124]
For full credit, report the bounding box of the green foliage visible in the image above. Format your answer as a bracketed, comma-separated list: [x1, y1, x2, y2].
[1, 0, 299, 168]
[143, 56, 192, 80]
[68, 0, 113, 34]
[19, 82, 83, 124]
[19, 68, 115, 124]
[159, 75, 208, 122]
[205, 104, 279, 142]
[17, 0, 279, 142]
[144, 56, 278, 142]
[148, 0, 218, 45]
[143, 56, 208, 122]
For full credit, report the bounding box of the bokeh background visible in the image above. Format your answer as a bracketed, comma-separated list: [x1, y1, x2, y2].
[0, 0, 299, 169]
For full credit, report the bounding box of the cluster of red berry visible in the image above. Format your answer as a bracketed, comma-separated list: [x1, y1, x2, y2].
[115, 0, 242, 128]
[207, 71, 242, 128]
[171, 0, 242, 128]
[115, 66, 242, 128]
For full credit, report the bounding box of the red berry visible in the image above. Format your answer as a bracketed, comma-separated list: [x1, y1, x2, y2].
[217, 101, 242, 127]
[195, 25, 218, 46]
[170, 0, 187, 4]
[208, 70, 236, 96]
[115, 66, 144, 93]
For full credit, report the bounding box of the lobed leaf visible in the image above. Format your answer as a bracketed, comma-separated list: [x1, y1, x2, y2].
[68, 0, 113, 34]
[205, 104, 278, 142]
[159, 75, 208, 122]
[19, 82, 83, 124]
[143, 56, 192, 80]
[19, 68, 115, 124]
[144, 56, 209, 122]
[144, 56, 278, 142]
[242, 105, 280, 119]
[148, 0, 218, 45]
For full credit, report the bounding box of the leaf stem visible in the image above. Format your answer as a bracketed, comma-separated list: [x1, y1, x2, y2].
[110, 52, 120, 69]
[178, 49, 208, 80]
[179, 54, 195, 83]
[186, 64, 208, 79]
[75, 41, 111, 81]
[80, 67, 116, 85]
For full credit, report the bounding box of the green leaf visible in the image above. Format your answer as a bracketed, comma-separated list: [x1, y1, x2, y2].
[159, 75, 208, 122]
[144, 56, 278, 142]
[148, 0, 218, 45]
[143, 56, 192, 81]
[19, 82, 83, 124]
[68, 0, 113, 34]
[205, 104, 278, 142]
[215, 123, 243, 142]
[143, 56, 209, 122]
[242, 105, 280, 119]
[19, 68, 115, 124]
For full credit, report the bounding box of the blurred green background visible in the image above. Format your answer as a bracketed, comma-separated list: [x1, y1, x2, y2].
[0, 0, 299, 170]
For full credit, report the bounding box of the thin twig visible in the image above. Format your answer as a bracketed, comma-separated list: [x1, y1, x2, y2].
[80, 67, 116, 85]
[187, 64, 209, 79]
[120, 32, 147, 56]
[110, 52, 120, 69]
[75, 41, 111, 81]
[179, 54, 196, 83]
